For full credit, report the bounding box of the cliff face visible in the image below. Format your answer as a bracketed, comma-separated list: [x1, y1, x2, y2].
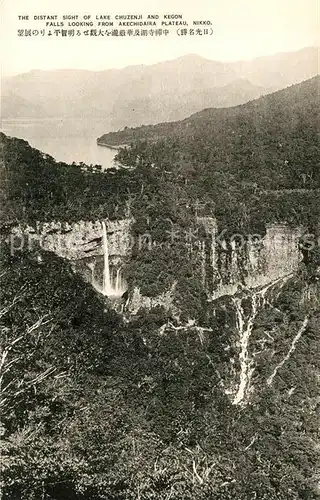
[11, 219, 132, 297]
[187, 218, 303, 302]
[11, 219, 132, 260]
[11, 217, 304, 313]
[9, 216, 314, 411]
[210, 223, 303, 299]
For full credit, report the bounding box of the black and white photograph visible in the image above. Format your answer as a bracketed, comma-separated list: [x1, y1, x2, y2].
[0, 0, 319, 498]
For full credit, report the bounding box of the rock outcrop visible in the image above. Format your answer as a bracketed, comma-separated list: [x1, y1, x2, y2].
[10, 217, 304, 314]
[193, 219, 303, 300]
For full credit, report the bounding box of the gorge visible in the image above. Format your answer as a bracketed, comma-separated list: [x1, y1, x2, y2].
[10, 216, 304, 317]
[1, 71, 319, 500]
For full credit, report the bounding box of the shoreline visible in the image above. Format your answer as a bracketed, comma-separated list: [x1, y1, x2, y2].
[97, 141, 128, 150]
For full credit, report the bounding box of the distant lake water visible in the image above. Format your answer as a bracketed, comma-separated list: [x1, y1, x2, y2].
[1, 118, 117, 169]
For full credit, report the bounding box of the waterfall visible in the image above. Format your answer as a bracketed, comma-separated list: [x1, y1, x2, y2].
[98, 221, 126, 298]
[231, 274, 293, 405]
[102, 221, 112, 296]
[200, 241, 206, 286]
[231, 293, 259, 405]
[266, 315, 309, 386]
[115, 268, 122, 295]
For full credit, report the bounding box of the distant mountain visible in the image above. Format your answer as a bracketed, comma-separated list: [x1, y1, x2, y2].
[234, 47, 320, 88]
[171, 79, 272, 119]
[98, 75, 320, 142]
[1, 47, 318, 127]
[105, 79, 271, 125]
[0, 92, 45, 119]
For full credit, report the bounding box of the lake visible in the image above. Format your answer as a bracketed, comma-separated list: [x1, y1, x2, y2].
[1, 118, 117, 169]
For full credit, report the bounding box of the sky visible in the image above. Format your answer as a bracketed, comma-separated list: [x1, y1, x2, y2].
[1, 0, 319, 76]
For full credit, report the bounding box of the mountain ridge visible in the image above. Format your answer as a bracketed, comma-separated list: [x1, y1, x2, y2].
[97, 75, 320, 145]
[3, 46, 318, 79]
[1, 47, 318, 127]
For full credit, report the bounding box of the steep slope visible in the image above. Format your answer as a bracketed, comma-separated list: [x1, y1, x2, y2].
[1, 71, 319, 498]
[1, 222, 319, 500]
[99, 76, 320, 192]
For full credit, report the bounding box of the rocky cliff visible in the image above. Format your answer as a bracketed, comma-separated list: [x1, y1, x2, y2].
[11, 217, 304, 316]
[10, 219, 132, 298]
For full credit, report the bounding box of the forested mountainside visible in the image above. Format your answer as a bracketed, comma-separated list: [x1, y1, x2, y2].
[1, 47, 318, 126]
[1, 227, 320, 500]
[99, 76, 320, 192]
[1, 73, 320, 499]
[1, 77, 319, 300]
[2, 77, 320, 227]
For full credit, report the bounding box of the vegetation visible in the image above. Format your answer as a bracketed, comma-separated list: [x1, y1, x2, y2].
[1, 246, 319, 499]
[1, 77, 319, 498]
[100, 76, 320, 194]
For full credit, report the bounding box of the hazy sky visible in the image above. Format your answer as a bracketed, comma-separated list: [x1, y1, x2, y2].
[1, 0, 319, 75]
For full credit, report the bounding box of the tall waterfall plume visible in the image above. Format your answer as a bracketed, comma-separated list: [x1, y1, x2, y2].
[102, 220, 112, 296]
[99, 220, 126, 298]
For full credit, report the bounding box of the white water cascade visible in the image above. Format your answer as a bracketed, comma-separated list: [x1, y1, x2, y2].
[231, 274, 293, 405]
[266, 315, 309, 386]
[102, 220, 112, 296]
[114, 268, 123, 296]
[100, 220, 125, 298]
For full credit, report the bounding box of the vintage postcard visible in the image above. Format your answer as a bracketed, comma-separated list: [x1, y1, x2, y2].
[1, 1, 319, 499]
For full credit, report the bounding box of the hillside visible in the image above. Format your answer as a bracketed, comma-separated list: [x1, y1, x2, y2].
[99, 76, 320, 193]
[1, 47, 318, 126]
[2, 234, 320, 500]
[1, 67, 320, 499]
[1, 76, 319, 234]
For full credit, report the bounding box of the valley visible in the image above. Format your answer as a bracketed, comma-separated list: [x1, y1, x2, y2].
[0, 51, 319, 500]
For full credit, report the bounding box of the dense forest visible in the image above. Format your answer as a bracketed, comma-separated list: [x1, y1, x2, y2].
[2, 77, 319, 229]
[1, 76, 319, 499]
[1, 243, 320, 500]
[1, 237, 320, 499]
[99, 76, 320, 191]
[2, 78, 319, 299]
